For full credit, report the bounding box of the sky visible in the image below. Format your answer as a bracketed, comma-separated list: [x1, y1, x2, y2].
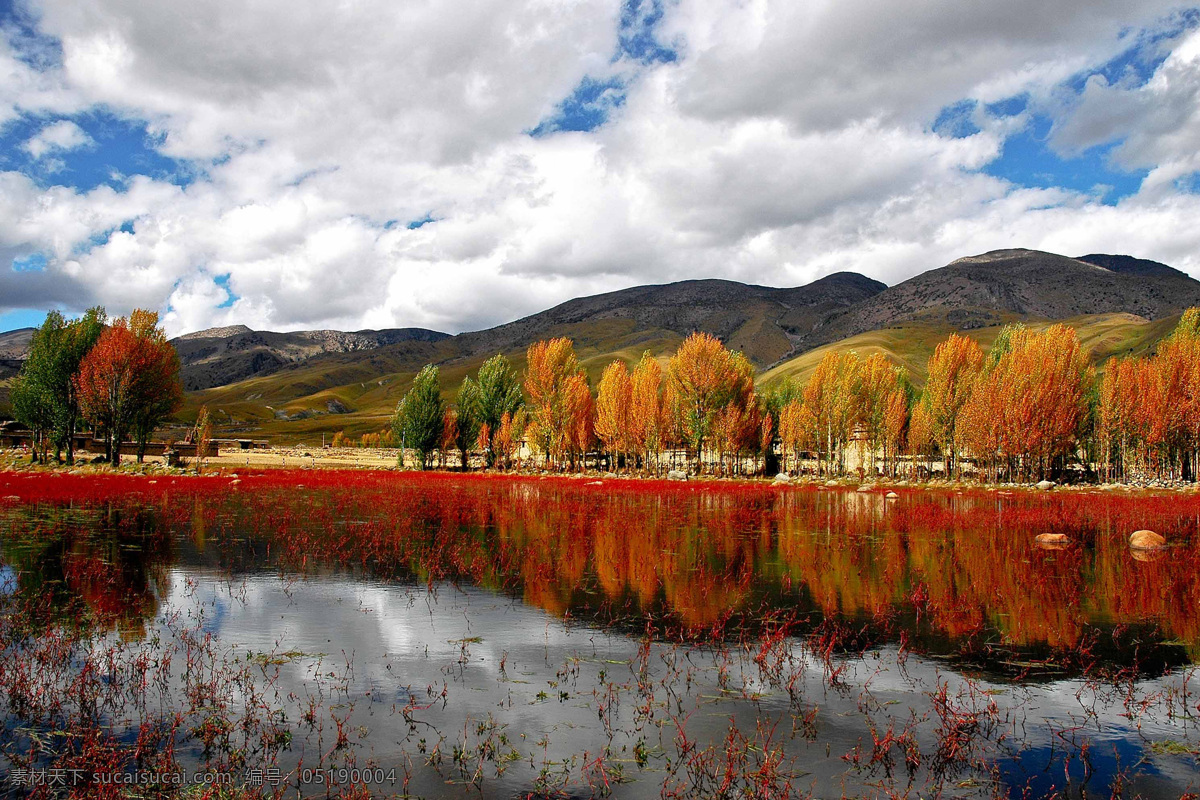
[3, 0, 1200, 337]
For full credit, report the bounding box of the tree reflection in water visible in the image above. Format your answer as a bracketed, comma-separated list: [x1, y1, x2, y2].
[0, 470, 1197, 798]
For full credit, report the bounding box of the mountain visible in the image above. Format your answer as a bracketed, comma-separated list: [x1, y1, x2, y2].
[4, 248, 1200, 441]
[0, 328, 33, 360]
[782, 249, 1200, 357]
[0, 328, 34, 385]
[172, 326, 451, 390]
[452, 272, 886, 367]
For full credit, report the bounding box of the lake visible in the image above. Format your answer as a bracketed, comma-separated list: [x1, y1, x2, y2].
[1, 470, 1198, 798]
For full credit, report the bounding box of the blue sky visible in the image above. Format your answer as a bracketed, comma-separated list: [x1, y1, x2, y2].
[3, 0, 1200, 336]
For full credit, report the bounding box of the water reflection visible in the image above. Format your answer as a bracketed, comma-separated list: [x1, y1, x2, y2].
[0, 472, 1198, 798]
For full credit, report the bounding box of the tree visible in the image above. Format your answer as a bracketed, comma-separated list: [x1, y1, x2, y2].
[10, 335, 55, 464]
[907, 401, 935, 477]
[564, 372, 594, 470]
[629, 353, 666, 471]
[595, 360, 633, 469]
[855, 353, 902, 475]
[778, 398, 815, 474]
[392, 365, 445, 469]
[524, 338, 588, 469]
[194, 404, 213, 468]
[667, 333, 753, 472]
[493, 409, 526, 469]
[453, 377, 483, 469]
[882, 387, 909, 478]
[10, 308, 106, 464]
[75, 310, 181, 466]
[803, 351, 858, 476]
[960, 325, 1092, 481]
[474, 355, 523, 466]
[127, 310, 184, 463]
[923, 333, 983, 477]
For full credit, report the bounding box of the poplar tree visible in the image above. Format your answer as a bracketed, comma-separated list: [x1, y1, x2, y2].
[392, 365, 445, 469]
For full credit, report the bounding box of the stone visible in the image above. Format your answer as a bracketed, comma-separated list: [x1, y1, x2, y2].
[1129, 530, 1166, 550]
[773, 473, 791, 484]
[1035, 480, 1055, 490]
[667, 469, 688, 481]
[825, 479, 839, 487]
[1035, 533, 1069, 545]
[885, 491, 899, 499]
[857, 484, 874, 493]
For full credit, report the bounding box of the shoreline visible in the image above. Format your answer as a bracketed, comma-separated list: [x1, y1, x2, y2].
[3, 446, 1199, 495]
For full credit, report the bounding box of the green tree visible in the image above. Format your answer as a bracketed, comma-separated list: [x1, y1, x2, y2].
[474, 354, 523, 466]
[10, 308, 106, 464]
[10, 365, 54, 463]
[392, 365, 445, 469]
[453, 376, 482, 469]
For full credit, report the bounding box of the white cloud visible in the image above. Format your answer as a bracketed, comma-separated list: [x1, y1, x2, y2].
[21, 118, 91, 158]
[2, 0, 1200, 338]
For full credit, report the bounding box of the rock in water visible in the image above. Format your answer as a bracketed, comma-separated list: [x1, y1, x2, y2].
[1035, 533, 1069, 545]
[667, 469, 688, 481]
[1129, 530, 1166, 550]
[774, 472, 791, 483]
[1035, 480, 1055, 490]
[885, 491, 899, 499]
[857, 484, 874, 493]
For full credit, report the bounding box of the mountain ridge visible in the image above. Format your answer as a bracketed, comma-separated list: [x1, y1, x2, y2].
[4, 249, 1200, 425]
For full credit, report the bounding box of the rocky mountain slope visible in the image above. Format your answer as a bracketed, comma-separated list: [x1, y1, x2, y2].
[783, 249, 1200, 357]
[452, 272, 886, 368]
[172, 326, 451, 390]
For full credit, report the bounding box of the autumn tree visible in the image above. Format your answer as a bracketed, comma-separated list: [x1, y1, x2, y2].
[907, 401, 936, 477]
[629, 353, 666, 471]
[564, 372, 594, 469]
[778, 398, 816, 474]
[667, 332, 754, 473]
[882, 387, 909, 478]
[127, 310, 184, 462]
[194, 404, 212, 466]
[922, 333, 983, 477]
[440, 408, 458, 468]
[524, 338, 590, 469]
[802, 351, 859, 476]
[855, 353, 904, 476]
[492, 409, 526, 469]
[76, 310, 182, 466]
[392, 365, 445, 469]
[595, 360, 633, 469]
[960, 325, 1092, 481]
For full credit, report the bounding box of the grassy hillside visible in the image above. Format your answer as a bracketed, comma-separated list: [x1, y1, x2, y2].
[759, 312, 1178, 389]
[179, 318, 682, 445]
[182, 311, 1181, 447]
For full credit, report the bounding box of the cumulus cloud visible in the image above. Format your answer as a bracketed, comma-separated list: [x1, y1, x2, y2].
[21, 118, 91, 158]
[2, 0, 1200, 337]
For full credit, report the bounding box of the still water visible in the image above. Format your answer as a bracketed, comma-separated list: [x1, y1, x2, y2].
[1, 470, 1198, 798]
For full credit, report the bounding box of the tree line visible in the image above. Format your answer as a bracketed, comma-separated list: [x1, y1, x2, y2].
[10, 309, 183, 465]
[393, 312, 1200, 483]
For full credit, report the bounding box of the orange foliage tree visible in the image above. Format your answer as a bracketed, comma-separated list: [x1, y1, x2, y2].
[922, 333, 983, 477]
[667, 332, 754, 473]
[629, 353, 667, 471]
[802, 351, 859, 476]
[962, 324, 1092, 481]
[75, 311, 183, 465]
[594, 360, 633, 469]
[524, 338, 593, 469]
